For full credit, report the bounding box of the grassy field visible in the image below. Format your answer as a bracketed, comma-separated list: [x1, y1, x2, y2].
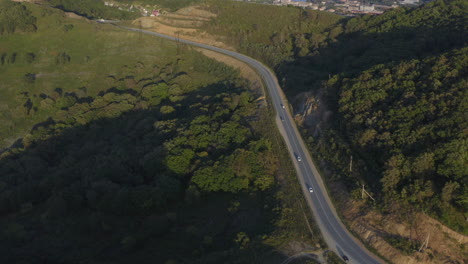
[0, 3, 206, 148]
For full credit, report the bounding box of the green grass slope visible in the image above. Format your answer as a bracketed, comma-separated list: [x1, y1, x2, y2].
[0, 2, 181, 148]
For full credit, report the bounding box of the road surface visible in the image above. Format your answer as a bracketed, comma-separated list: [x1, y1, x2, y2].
[116, 24, 384, 264]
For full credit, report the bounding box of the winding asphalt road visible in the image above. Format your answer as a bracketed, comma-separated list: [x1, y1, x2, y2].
[115, 24, 384, 264]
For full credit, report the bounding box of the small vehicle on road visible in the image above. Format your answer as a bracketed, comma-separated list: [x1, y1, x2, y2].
[308, 187, 313, 193]
[280, 116, 284, 121]
[280, 104, 285, 109]
[296, 155, 302, 162]
[342, 255, 349, 262]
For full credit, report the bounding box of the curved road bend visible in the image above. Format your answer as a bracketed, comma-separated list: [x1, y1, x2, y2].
[117, 25, 383, 264]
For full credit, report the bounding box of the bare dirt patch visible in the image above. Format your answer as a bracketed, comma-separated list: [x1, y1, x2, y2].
[173, 6, 217, 19]
[132, 6, 264, 104]
[135, 17, 197, 34]
[164, 13, 211, 21]
[132, 5, 233, 51]
[157, 16, 205, 28]
[133, 17, 232, 51]
[330, 182, 468, 264]
[64, 12, 88, 20]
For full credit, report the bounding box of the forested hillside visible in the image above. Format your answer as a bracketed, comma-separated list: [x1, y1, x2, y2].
[47, 0, 139, 19]
[203, 1, 342, 66]
[47, 0, 203, 16]
[0, 2, 324, 263]
[336, 48, 467, 231]
[195, 0, 468, 235]
[319, 0, 468, 234]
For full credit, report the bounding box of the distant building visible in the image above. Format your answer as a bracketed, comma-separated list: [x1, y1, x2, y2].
[288, 0, 312, 7]
[359, 4, 375, 11]
[401, 0, 418, 4]
[374, 4, 396, 10]
[141, 9, 149, 16]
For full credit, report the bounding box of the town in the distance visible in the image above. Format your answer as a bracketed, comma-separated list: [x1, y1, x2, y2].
[240, 0, 425, 15]
[105, 0, 428, 17]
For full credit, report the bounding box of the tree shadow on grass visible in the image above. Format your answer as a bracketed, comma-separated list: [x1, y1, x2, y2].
[0, 81, 288, 264]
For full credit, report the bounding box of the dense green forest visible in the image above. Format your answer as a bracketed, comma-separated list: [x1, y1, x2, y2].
[336, 48, 467, 231]
[203, 1, 342, 66]
[48, 0, 204, 16]
[198, 0, 467, 234]
[0, 0, 37, 35]
[0, 2, 325, 263]
[315, 0, 467, 234]
[47, 0, 139, 20]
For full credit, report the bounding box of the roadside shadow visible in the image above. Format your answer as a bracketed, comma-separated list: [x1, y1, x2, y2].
[276, 21, 467, 99]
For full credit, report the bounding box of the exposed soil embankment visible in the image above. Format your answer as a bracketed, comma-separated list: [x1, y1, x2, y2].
[336, 187, 467, 264]
[132, 6, 232, 51]
[295, 92, 468, 264]
[131, 6, 265, 99]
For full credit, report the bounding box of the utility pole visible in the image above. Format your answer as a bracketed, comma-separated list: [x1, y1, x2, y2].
[418, 233, 430, 252]
[176, 32, 180, 55]
[139, 20, 142, 41]
[361, 184, 375, 201]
